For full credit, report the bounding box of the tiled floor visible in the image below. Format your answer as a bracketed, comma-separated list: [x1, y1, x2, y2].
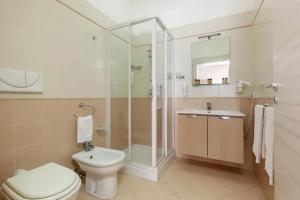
[77, 159, 266, 200]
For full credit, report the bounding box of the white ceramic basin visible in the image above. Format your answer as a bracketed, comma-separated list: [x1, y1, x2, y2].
[72, 147, 125, 167]
[177, 109, 245, 117]
[72, 147, 125, 200]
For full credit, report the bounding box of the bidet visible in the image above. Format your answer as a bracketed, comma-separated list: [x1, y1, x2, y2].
[72, 147, 125, 199]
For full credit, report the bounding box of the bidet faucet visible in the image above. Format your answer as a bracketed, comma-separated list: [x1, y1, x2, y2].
[83, 142, 94, 152]
[207, 102, 212, 111]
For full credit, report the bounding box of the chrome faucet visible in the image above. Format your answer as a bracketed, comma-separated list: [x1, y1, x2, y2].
[83, 142, 94, 152]
[207, 102, 212, 112]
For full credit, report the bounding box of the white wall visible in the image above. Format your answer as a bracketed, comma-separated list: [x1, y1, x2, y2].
[174, 26, 255, 97]
[87, 0, 259, 29]
[252, 0, 273, 98]
[171, 11, 255, 39]
[252, 23, 273, 98]
[0, 0, 109, 99]
[110, 33, 129, 98]
[109, 20, 166, 99]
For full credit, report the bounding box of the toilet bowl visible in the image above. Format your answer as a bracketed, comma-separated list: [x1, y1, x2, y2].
[72, 146, 125, 199]
[0, 163, 81, 200]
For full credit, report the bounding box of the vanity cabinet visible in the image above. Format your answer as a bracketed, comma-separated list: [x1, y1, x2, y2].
[207, 116, 244, 164]
[177, 113, 244, 164]
[177, 114, 207, 157]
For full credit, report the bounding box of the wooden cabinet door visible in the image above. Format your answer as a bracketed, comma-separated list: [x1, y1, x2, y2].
[177, 114, 207, 157]
[208, 116, 244, 164]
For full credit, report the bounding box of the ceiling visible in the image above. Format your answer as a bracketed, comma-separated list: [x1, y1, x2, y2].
[86, 0, 261, 28]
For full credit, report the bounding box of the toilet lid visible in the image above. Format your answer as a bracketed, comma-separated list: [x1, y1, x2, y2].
[5, 163, 77, 199]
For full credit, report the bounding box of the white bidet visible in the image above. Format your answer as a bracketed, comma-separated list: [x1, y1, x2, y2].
[72, 147, 125, 199]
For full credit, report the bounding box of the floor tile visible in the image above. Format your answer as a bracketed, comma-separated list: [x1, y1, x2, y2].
[76, 159, 265, 200]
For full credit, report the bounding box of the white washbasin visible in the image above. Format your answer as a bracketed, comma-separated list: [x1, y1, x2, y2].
[177, 109, 245, 117]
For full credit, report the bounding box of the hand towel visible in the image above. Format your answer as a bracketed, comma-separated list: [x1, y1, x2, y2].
[264, 107, 274, 185]
[77, 115, 93, 143]
[253, 105, 264, 163]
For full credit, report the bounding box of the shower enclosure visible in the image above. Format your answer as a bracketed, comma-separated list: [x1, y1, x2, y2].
[106, 17, 175, 181]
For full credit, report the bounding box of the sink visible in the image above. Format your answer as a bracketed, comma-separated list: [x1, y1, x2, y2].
[177, 109, 245, 117]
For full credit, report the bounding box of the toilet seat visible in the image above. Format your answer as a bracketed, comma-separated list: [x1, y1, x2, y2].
[1, 163, 81, 200]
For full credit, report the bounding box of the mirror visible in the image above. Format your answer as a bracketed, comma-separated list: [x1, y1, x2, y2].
[191, 37, 230, 86]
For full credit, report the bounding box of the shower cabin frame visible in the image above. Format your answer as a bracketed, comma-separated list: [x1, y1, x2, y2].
[106, 17, 175, 181]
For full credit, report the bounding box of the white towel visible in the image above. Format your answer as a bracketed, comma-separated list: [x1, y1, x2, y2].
[77, 115, 93, 143]
[264, 107, 274, 185]
[253, 105, 264, 163]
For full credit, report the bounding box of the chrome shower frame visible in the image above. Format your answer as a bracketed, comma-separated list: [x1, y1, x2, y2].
[105, 17, 175, 181]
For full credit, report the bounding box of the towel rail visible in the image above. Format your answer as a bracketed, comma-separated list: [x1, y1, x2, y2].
[73, 103, 95, 119]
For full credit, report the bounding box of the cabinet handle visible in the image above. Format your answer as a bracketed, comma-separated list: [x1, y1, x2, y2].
[219, 116, 230, 120]
[187, 114, 198, 118]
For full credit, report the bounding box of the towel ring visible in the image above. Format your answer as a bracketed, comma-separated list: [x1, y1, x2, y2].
[73, 103, 95, 119]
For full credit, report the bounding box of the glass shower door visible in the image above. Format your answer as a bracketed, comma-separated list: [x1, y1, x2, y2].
[110, 27, 130, 152]
[130, 20, 153, 167]
[155, 22, 166, 165]
[109, 18, 174, 170]
[167, 35, 174, 156]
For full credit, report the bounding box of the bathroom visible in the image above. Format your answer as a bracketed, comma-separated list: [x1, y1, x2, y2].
[0, 0, 298, 200]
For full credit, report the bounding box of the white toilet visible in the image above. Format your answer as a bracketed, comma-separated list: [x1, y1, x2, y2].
[1, 163, 81, 200]
[72, 146, 125, 199]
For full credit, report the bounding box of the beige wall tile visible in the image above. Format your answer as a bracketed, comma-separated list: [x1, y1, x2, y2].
[60, 139, 78, 158]
[43, 100, 63, 121]
[55, 158, 74, 170]
[111, 98, 129, 150]
[15, 100, 43, 124]
[0, 98, 105, 176]
[93, 133, 106, 147]
[0, 126, 15, 153]
[43, 120, 63, 142]
[0, 150, 15, 179]
[0, 100, 13, 126]
[132, 98, 152, 146]
[15, 123, 42, 148]
[63, 99, 81, 119]
[16, 144, 43, 170]
[62, 118, 77, 140]
[42, 140, 64, 163]
[57, 139, 79, 169]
